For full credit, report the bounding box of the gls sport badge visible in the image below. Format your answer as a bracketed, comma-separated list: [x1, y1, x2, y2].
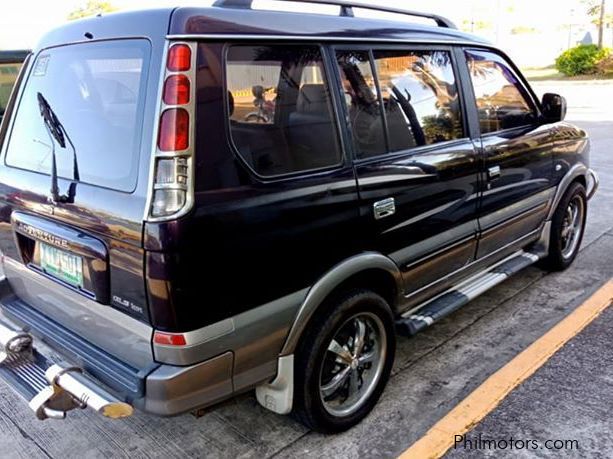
[112, 295, 144, 315]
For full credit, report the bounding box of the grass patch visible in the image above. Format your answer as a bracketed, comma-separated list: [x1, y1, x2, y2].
[521, 66, 613, 82]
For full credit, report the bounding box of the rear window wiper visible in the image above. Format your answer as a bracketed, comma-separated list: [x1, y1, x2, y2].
[37, 92, 80, 204]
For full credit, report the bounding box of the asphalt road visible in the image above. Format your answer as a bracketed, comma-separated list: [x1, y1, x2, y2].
[0, 81, 611, 459]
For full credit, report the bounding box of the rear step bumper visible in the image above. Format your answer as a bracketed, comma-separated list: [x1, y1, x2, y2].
[0, 318, 133, 420]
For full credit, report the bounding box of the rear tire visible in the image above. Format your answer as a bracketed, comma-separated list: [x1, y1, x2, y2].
[542, 182, 587, 271]
[292, 290, 395, 433]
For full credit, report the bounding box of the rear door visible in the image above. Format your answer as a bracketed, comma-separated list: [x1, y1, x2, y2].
[462, 48, 553, 258]
[333, 45, 480, 298]
[0, 39, 159, 369]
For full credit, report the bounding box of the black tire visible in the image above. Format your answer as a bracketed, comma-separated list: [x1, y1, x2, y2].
[541, 182, 587, 271]
[292, 289, 396, 433]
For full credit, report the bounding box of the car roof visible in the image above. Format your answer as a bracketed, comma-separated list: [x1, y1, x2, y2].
[34, 4, 490, 52]
[169, 5, 490, 46]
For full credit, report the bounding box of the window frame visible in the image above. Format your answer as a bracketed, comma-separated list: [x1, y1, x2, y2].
[462, 47, 543, 137]
[331, 43, 471, 164]
[222, 42, 347, 181]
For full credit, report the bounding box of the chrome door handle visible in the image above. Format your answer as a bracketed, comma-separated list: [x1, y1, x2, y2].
[488, 165, 501, 180]
[373, 197, 395, 220]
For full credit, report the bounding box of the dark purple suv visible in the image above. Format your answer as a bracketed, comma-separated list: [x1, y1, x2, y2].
[0, 0, 597, 432]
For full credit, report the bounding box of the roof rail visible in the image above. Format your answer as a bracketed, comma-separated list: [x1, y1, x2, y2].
[211, 0, 457, 29]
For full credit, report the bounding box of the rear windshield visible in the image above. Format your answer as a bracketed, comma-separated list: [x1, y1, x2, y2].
[4, 40, 150, 192]
[0, 61, 23, 118]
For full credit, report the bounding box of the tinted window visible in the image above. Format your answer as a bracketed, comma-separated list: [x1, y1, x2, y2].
[373, 50, 463, 151]
[0, 62, 22, 118]
[5, 40, 149, 192]
[226, 45, 341, 177]
[465, 49, 536, 134]
[336, 50, 386, 159]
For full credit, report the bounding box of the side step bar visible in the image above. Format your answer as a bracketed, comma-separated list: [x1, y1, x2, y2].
[0, 319, 133, 420]
[397, 251, 540, 336]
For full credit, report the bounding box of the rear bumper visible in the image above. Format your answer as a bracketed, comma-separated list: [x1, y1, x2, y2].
[0, 290, 234, 418]
[136, 351, 233, 416]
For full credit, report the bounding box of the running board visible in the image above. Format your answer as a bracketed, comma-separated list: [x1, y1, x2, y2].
[0, 318, 133, 420]
[396, 251, 540, 336]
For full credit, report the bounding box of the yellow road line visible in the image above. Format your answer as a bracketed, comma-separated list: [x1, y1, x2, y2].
[399, 280, 613, 459]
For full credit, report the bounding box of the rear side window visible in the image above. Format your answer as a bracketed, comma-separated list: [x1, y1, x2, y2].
[4, 40, 150, 192]
[0, 62, 22, 118]
[226, 45, 341, 177]
[465, 49, 537, 134]
[337, 48, 464, 160]
[373, 50, 463, 150]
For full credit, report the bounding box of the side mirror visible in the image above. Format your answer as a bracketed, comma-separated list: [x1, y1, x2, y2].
[541, 93, 567, 122]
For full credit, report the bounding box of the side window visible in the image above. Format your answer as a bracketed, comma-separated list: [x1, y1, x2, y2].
[373, 49, 464, 151]
[465, 49, 537, 134]
[336, 48, 464, 160]
[336, 50, 386, 159]
[226, 45, 341, 177]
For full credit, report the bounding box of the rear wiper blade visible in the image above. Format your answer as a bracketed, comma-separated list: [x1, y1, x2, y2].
[37, 92, 80, 204]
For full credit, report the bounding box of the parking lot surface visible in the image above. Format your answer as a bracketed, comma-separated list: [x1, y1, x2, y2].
[445, 296, 613, 458]
[0, 81, 612, 459]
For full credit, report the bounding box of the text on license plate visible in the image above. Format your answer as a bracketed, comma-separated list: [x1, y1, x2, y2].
[40, 243, 83, 288]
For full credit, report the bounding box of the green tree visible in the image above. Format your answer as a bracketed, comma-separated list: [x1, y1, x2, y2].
[68, 0, 117, 20]
[584, 0, 608, 48]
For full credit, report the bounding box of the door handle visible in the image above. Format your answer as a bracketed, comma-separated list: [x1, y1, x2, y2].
[373, 197, 395, 220]
[488, 165, 501, 180]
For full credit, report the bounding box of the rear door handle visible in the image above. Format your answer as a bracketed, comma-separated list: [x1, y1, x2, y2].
[373, 197, 395, 220]
[488, 165, 501, 180]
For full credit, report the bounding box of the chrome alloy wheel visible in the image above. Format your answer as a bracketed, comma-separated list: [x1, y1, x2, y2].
[319, 312, 387, 417]
[561, 195, 585, 260]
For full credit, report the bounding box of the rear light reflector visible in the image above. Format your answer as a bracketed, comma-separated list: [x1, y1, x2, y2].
[158, 108, 189, 151]
[167, 44, 191, 71]
[163, 74, 190, 105]
[153, 331, 187, 346]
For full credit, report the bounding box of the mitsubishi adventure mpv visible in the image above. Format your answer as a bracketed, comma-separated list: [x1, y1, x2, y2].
[0, 0, 598, 432]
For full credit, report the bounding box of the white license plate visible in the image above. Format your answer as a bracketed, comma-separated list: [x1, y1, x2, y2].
[40, 243, 83, 288]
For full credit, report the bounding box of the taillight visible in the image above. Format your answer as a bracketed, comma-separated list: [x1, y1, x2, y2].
[167, 44, 191, 71]
[163, 74, 190, 105]
[158, 108, 189, 151]
[149, 42, 195, 220]
[153, 331, 187, 346]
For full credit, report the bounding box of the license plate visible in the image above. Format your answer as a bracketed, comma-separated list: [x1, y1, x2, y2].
[40, 243, 83, 288]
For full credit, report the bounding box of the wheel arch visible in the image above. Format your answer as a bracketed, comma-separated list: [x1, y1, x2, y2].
[547, 163, 589, 221]
[279, 252, 402, 356]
